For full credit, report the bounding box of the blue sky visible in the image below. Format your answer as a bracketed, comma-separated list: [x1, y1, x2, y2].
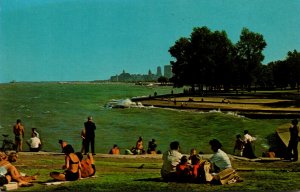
[0, 0, 299, 83]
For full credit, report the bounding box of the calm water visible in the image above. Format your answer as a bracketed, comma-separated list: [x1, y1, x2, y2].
[0, 82, 286, 155]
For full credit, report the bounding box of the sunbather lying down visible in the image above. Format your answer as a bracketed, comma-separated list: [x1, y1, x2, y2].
[0, 152, 37, 187]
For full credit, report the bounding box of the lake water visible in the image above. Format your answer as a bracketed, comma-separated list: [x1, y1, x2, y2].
[0, 82, 286, 155]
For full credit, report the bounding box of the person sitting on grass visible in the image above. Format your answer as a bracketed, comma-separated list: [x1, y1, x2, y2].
[161, 141, 183, 181]
[50, 144, 81, 181]
[134, 136, 145, 155]
[188, 148, 197, 163]
[147, 139, 157, 154]
[204, 139, 241, 185]
[58, 140, 68, 153]
[176, 155, 192, 182]
[109, 144, 120, 155]
[26, 132, 41, 152]
[0, 152, 36, 187]
[190, 154, 206, 183]
[75, 152, 96, 178]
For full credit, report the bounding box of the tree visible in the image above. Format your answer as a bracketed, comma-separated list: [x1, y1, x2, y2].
[285, 50, 300, 90]
[157, 76, 168, 85]
[169, 37, 191, 87]
[271, 60, 289, 89]
[169, 27, 234, 92]
[256, 64, 274, 89]
[235, 28, 267, 90]
[209, 30, 235, 91]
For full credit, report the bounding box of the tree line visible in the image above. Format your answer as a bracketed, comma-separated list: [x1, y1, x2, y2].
[168, 26, 300, 92]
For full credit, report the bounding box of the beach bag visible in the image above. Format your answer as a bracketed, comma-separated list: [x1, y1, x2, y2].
[213, 168, 242, 185]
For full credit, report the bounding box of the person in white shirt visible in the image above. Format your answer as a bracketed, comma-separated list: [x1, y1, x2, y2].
[161, 141, 183, 181]
[203, 139, 235, 184]
[243, 130, 256, 158]
[26, 132, 41, 152]
[209, 139, 232, 172]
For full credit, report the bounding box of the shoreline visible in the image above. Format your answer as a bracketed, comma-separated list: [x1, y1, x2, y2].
[132, 94, 300, 119]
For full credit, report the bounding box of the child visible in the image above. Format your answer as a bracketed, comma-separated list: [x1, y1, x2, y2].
[233, 134, 244, 156]
[188, 148, 197, 165]
[176, 156, 192, 182]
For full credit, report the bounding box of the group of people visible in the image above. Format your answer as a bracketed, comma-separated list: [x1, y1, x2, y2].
[0, 116, 98, 187]
[161, 140, 241, 184]
[233, 130, 257, 159]
[4, 117, 299, 187]
[124, 136, 159, 155]
[13, 119, 42, 152]
[11, 116, 96, 154]
[233, 119, 300, 161]
[50, 141, 96, 181]
[49, 116, 97, 182]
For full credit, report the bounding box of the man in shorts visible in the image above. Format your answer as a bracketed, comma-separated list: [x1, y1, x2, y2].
[13, 119, 24, 152]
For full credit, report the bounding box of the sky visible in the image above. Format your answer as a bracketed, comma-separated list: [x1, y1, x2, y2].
[0, 0, 299, 83]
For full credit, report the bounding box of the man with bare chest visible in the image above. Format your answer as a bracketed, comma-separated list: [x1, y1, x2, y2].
[13, 119, 24, 152]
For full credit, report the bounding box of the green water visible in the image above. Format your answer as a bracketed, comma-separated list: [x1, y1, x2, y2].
[0, 82, 287, 155]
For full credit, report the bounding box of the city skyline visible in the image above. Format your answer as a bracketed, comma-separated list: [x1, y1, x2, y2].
[110, 64, 172, 82]
[0, 0, 299, 83]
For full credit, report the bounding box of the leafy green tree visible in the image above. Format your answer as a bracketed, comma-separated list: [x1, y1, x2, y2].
[285, 50, 300, 90]
[189, 27, 213, 92]
[236, 28, 267, 90]
[169, 37, 191, 87]
[209, 30, 235, 91]
[271, 60, 289, 89]
[256, 64, 274, 89]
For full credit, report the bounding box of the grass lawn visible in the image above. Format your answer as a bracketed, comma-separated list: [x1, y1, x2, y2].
[13, 153, 300, 191]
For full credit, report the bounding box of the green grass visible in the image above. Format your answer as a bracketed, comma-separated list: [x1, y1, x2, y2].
[14, 154, 300, 191]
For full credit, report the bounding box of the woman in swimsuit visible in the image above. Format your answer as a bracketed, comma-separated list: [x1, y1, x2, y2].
[75, 152, 96, 178]
[0, 152, 36, 187]
[50, 144, 81, 181]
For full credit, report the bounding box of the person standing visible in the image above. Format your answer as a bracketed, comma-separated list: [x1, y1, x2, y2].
[286, 119, 300, 161]
[84, 116, 96, 155]
[233, 134, 245, 157]
[243, 130, 256, 159]
[13, 119, 24, 152]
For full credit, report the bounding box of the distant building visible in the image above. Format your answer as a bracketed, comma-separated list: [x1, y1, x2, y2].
[156, 66, 162, 77]
[110, 65, 172, 82]
[164, 65, 172, 79]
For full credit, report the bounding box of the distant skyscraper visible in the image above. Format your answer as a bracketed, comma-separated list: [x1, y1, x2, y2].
[164, 65, 172, 79]
[156, 66, 162, 77]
